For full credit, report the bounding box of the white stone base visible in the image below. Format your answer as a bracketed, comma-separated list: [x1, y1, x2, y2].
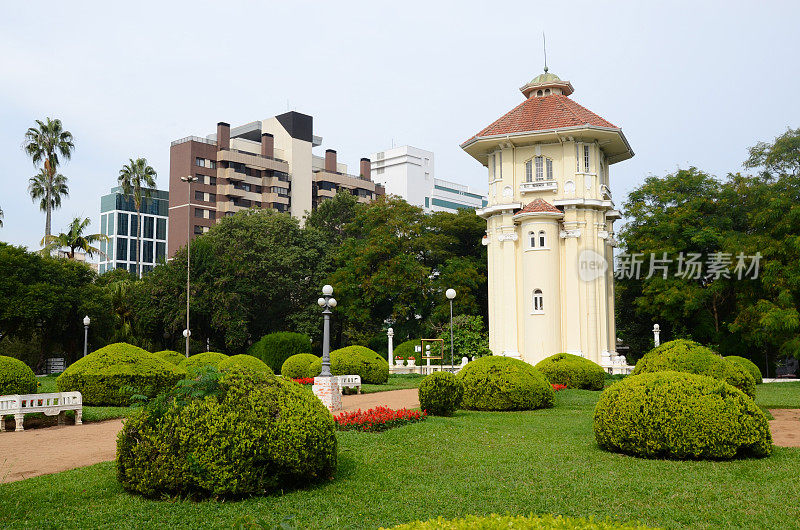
[312, 376, 342, 412]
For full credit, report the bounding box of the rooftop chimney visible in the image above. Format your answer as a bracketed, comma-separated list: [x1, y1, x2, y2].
[217, 122, 230, 150]
[360, 158, 371, 180]
[325, 149, 337, 172]
[261, 132, 274, 158]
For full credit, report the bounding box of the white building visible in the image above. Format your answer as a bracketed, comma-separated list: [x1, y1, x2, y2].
[370, 145, 486, 213]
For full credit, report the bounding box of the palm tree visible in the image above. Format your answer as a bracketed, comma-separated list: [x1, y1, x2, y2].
[23, 118, 75, 237]
[29, 167, 69, 229]
[41, 216, 109, 259]
[118, 158, 157, 278]
[0, 205, 3, 227]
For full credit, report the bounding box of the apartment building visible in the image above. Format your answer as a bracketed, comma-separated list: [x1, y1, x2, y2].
[168, 111, 382, 257]
[370, 145, 486, 213]
[98, 186, 169, 274]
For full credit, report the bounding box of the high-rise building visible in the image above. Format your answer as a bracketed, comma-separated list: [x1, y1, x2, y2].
[168, 111, 382, 257]
[461, 69, 634, 369]
[370, 145, 486, 213]
[98, 186, 169, 275]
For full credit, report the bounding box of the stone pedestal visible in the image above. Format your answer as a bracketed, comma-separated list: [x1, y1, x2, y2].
[312, 376, 342, 412]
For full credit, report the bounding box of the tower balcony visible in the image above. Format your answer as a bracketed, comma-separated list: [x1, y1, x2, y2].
[520, 180, 558, 194]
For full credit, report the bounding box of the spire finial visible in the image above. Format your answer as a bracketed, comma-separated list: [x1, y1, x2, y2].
[543, 32, 548, 73]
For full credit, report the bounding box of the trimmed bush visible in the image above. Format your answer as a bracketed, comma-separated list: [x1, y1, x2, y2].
[725, 355, 763, 384]
[116, 368, 337, 498]
[179, 352, 228, 376]
[281, 353, 320, 379]
[152, 350, 185, 366]
[632, 339, 756, 399]
[385, 513, 655, 529]
[218, 354, 274, 375]
[535, 353, 606, 390]
[247, 332, 312, 373]
[56, 343, 185, 406]
[594, 371, 772, 459]
[456, 356, 554, 411]
[0, 355, 37, 396]
[393, 339, 421, 361]
[418, 371, 463, 416]
[308, 346, 389, 384]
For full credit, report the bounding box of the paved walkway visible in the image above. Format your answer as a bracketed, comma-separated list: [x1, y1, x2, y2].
[769, 409, 800, 448]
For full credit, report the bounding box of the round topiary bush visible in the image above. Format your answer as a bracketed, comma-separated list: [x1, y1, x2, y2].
[456, 356, 554, 411]
[385, 514, 656, 529]
[535, 353, 606, 390]
[418, 371, 463, 416]
[594, 371, 772, 460]
[393, 339, 420, 362]
[152, 350, 185, 366]
[307, 346, 389, 384]
[247, 332, 312, 373]
[632, 339, 756, 399]
[218, 354, 274, 375]
[0, 356, 37, 396]
[179, 352, 229, 376]
[56, 343, 186, 405]
[725, 355, 763, 384]
[116, 368, 337, 498]
[281, 353, 320, 379]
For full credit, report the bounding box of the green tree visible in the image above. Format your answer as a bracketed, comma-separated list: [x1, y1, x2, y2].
[41, 217, 109, 259]
[23, 118, 75, 237]
[118, 158, 157, 278]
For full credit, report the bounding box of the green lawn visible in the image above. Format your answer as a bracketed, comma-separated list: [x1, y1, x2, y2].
[754, 381, 800, 408]
[362, 374, 424, 394]
[2, 386, 799, 529]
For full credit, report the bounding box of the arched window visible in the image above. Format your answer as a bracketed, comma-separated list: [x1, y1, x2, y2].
[538, 230, 546, 248]
[536, 89, 543, 97]
[530, 156, 553, 181]
[533, 289, 544, 312]
[544, 88, 551, 95]
[529, 231, 536, 248]
[546, 158, 553, 180]
[525, 159, 533, 182]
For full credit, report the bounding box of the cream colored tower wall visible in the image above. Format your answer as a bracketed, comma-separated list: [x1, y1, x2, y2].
[262, 117, 313, 222]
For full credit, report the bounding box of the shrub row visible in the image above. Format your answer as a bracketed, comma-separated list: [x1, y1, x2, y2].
[0, 355, 37, 395]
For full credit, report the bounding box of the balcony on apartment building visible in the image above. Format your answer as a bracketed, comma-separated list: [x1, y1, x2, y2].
[217, 149, 289, 173]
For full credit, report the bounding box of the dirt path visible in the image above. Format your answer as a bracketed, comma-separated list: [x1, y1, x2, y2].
[341, 388, 419, 412]
[1, 420, 123, 484]
[769, 409, 800, 448]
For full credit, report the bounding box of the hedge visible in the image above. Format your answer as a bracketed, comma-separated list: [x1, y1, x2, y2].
[179, 352, 229, 376]
[535, 353, 606, 390]
[632, 339, 756, 399]
[393, 339, 421, 362]
[456, 356, 554, 411]
[594, 371, 772, 460]
[0, 355, 37, 396]
[281, 353, 320, 379]
[56, 343, 185, 406]
[218, 354, 274, 375]
[418, 371, 463, 416]
[725, 355, 763, 384]
[152, 350, 185, 366]
[308, 346, 389, 384]
[247, 332, 312, 373]
[117, 368, 337, 498]
[385, 514, 655, 529]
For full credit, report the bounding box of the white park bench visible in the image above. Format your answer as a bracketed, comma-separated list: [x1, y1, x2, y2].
[0, 392, 83, 432]
[336, 375, 362, 394]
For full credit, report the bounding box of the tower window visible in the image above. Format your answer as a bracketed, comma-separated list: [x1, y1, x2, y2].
[498, 151, 502, 179]
[546, 158, 553, 180]
[525, 160, 533, 183]
[535, 157, 543, 181]
[533, 289, 544, 313]
[584, 145, 590, 173]
[538, 230, 546, 248]
[529, 231, 536, 248]
[544, 88, 551, 95]
[537, 90, 543, 97]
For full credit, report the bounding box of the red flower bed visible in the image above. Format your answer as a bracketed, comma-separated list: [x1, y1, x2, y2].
[334, 406, 427, 432]
[292, 377, 315, 385]
[551, 383, 567, 391]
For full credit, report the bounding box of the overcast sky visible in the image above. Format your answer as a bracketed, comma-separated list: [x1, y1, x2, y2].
[1, 1, 798, 252]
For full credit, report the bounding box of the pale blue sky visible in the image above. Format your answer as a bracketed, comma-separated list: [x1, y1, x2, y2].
[1, 1, 798, 251]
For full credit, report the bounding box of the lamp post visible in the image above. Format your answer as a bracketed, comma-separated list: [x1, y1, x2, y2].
[446, 288, 456, 366]
[180, 175, 199, 358]
[313, 285, 342, 412]
[82, 315, 90, 357]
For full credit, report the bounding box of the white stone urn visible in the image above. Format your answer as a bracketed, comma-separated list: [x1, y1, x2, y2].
[407, 358, 416, 367]
[395, 358, 404, 366]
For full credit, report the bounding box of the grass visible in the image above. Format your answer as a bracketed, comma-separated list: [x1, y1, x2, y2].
[2, 386, 799, 529]
[362, 374, 424, 394]
[754, 381, 800, 409]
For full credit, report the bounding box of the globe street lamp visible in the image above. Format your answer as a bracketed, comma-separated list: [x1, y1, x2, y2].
[313, 284, 342, 412]
[180, 175, 199, 358]
[446, 288, 456, 366]
[82, 315, 91, 357]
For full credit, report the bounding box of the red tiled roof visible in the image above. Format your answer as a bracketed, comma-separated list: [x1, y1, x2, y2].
[462, 94, 618, 146]
[515, 199, 562, 215]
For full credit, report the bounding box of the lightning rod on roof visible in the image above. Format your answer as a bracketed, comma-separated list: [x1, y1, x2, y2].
[543, 32, 548, 73]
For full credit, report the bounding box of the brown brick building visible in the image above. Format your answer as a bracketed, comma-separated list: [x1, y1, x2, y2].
[168, 111, 383, 257]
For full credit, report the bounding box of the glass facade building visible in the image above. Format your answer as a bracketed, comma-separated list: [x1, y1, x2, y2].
[98, 186, 169, 275]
